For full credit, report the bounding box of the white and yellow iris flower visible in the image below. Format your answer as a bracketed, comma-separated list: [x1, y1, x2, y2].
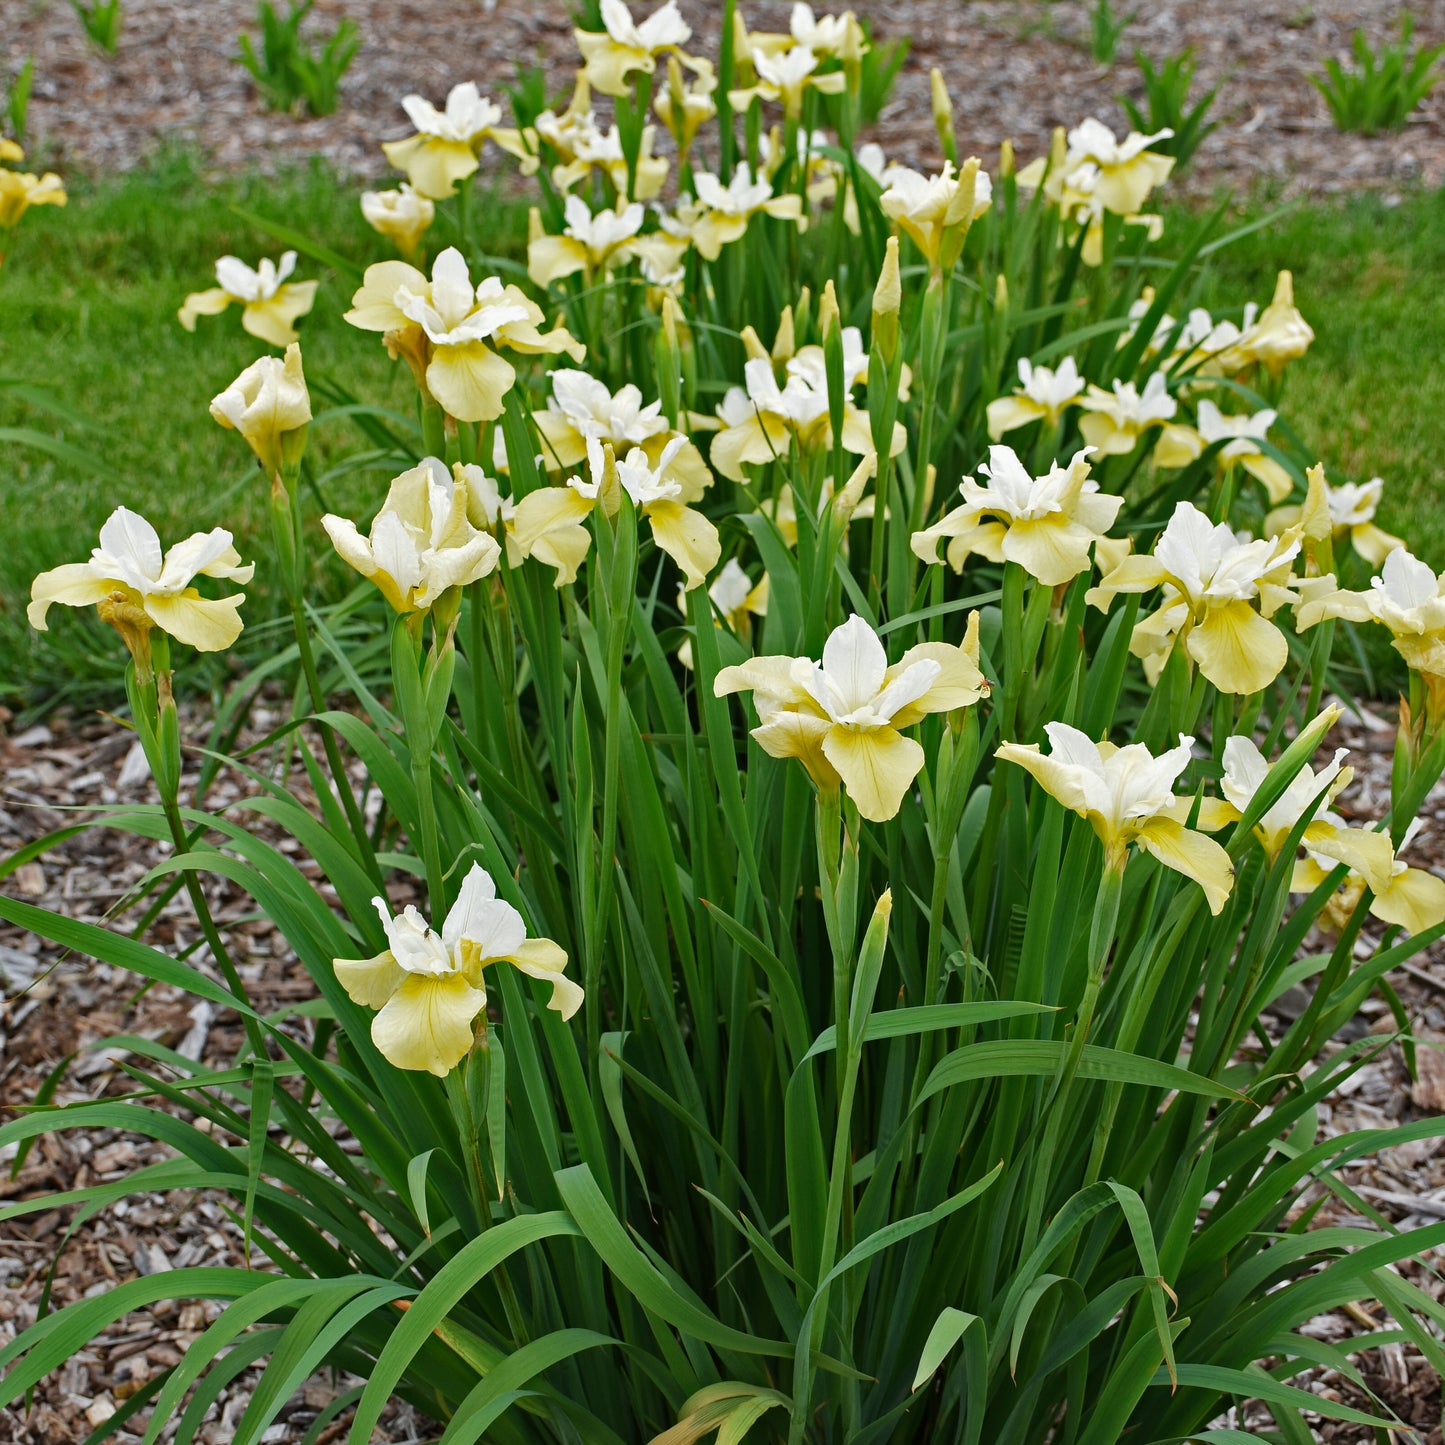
[789, 3, 867, 59]
[209, 343, 312, 477]
[1295, 547, 1445, 683]
[1294, 818, 1445, 937]
[1155, 400, 1295, 504]
[709, 348, 899, 482]
[380, 82, 534, 199]
[715, 612, 990, 821]
[527, 195, 646, 288]
[335, 864, 580, 1078]
[985, 356, 1085, 440]
[1209, 731, 1394, 889]
[1076, 371, 1179, 457]
[729, 43, 847, 119]
[911, 445, 1122, 587]
[179, 251, 318, 349]
[1233, 270, 1314, 377]
[654, 54, 718, 157]
[512, 436, 719, 590]
[1087, 499, 1300, 694]
[523, 368, 711, 501]
[879, 158, 992, 271]
[670, 164, 806, 261]
[1266, 472, 1403, 568]
[996, 723, 1233, 912]
[30, 508, 252, 654]
[576, 0, 693, 96]
[1058, 119, 1175, 216]
[678, 557, 769, 669]
[345, 247, 584, 422]
[360, 183, 436, 261]
[322, 457, 501, 614]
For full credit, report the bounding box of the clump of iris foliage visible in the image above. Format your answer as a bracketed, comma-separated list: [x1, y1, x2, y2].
[5, 3, 1445, 1442]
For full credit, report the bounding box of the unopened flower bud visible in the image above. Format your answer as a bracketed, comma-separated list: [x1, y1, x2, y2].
[999, 138, 1015, 178]
[930, 68, 955, 161]
[872, 236, 901, 362]
[818, 281, 840, 344]
[772, 304, 796, 361]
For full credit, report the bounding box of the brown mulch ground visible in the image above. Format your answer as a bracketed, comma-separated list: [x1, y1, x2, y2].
[2, 697, 1445, 1441]
[9, 0, 1445, 196]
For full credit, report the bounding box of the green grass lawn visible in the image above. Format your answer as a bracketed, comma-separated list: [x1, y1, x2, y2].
[1, 153, 1442, 709]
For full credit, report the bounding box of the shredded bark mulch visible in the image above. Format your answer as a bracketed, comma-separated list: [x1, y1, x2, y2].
[8, 0, 1445, 197]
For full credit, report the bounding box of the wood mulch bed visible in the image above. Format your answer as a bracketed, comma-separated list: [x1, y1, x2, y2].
[8, 0, 1445, 196]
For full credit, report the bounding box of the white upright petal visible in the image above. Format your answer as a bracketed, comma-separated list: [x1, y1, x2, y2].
[96, 508, 165, 584]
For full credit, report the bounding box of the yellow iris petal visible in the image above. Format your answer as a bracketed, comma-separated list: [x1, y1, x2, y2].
[425, 343, 518, 423]
[821, 726, 925, 823]
[1373, 868, 1445, 935]
[1185, 600, 1288, 695]
[142, 590, 247, 652]
[371, 972, 487, 1077]
[1132, 818, 1234, 916]
[334, 950, 406, 1009]
[645, 500, 720, 591]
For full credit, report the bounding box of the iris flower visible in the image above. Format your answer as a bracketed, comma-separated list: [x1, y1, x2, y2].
[30, 508, 252, 654]
[1233, 270, 1314, 377]
[1296, 548, 1445, 683]
[714, 612, 989, 822]
[525, 369, 710, 501]
[360, 183, 435, 261]
[996, 723, 1233, 912]
[912, 445, 1122, 587]
[1266, 473, 1403, 568]
[209, 343, 312, 477]
[527, 196, 646, 287]
[1210, 733, 1394, 890]
[729, 44, 847, 119]
[986, 357, 1085, 440]
[1294, 818, 1445, 937]
[334, 864, 580, 1077]
[678, 558, 769, 668]
[179, 252, 318, 349]
[512, 436, 719, 590]
[380, 82, 534, 199]
[345, 247, 584, 422]
[1087, 500, 1300, 695]
[576, 0, 693, 96]
[879, 158, 992, 271]
[671, 164, 806, 261]
[1076, 372, 1178, 457]
[1156, 400, 1295, 505]
[710, 344, 900, 482]
[322, 458, 501, 614]
[1058, 119, 1175, 216]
